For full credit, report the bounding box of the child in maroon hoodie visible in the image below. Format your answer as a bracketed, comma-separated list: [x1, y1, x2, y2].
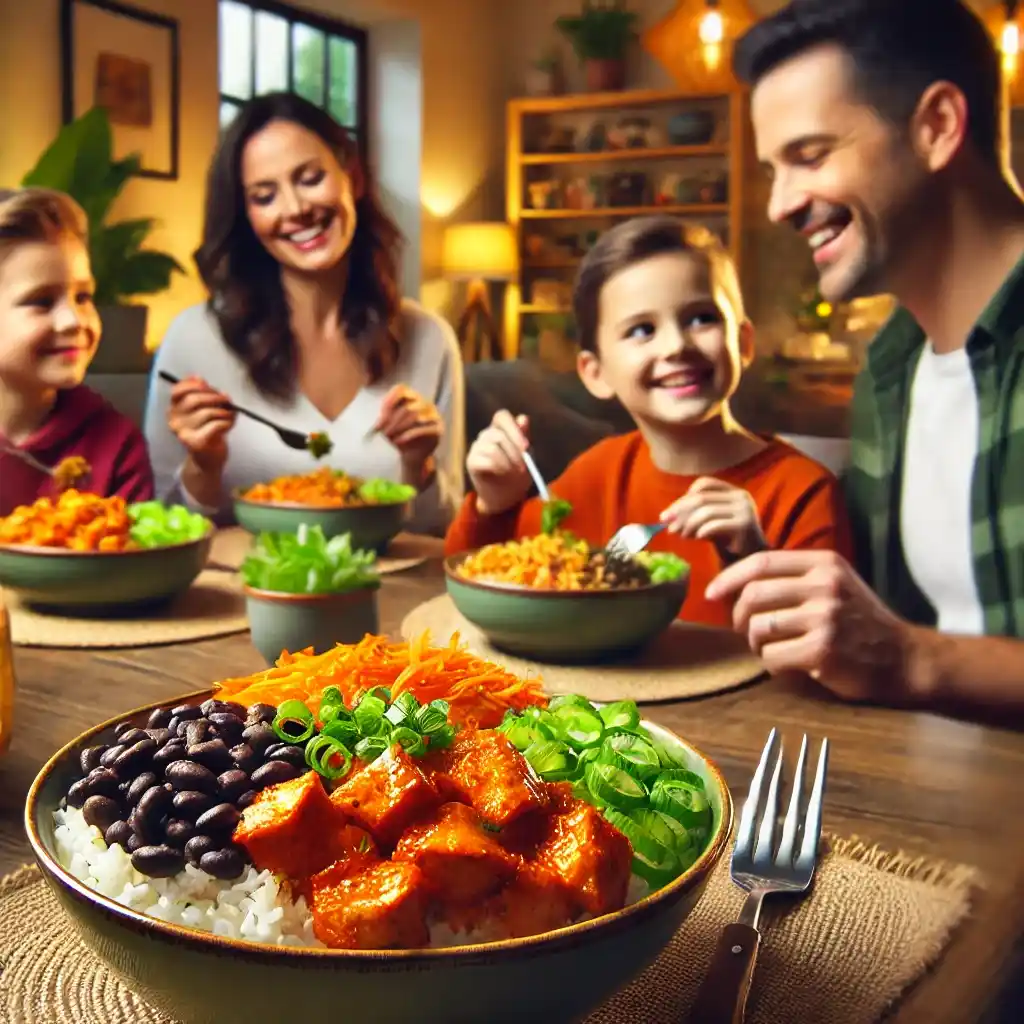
[0, 188, 153, 516]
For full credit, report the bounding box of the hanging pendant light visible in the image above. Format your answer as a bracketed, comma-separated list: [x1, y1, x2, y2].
[985, 0, 1024, 105]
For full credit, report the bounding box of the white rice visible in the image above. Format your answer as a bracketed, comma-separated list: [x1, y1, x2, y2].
[53, 806, 650, 949]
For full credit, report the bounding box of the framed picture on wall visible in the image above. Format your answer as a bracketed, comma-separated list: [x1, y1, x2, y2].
[60, 0, 180, 180]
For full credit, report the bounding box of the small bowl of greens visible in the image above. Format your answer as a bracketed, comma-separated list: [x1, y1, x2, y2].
[233, 470, 416, 553]
[241, 524, 381, 664]
[0, 497, 213, 614]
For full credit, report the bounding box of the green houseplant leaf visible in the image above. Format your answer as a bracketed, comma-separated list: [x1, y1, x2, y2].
[556, 0, 639, 62]
[20, 106, 184, 305]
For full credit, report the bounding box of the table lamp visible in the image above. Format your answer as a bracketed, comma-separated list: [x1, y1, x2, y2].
[442, 221, 518, 362]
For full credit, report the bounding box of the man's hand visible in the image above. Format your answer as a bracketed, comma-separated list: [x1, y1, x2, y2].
[705, 549, 920, 704]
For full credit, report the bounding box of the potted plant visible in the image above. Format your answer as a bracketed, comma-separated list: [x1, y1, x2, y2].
[20, 107, 185, 373]
[240, 525, 381, 665]
[556, 0, 639, 92]
[525, 48, 562, 96]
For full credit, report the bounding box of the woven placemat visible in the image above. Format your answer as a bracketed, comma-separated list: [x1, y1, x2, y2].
[209, 527, 443, 575]
[0, 836, 976, 1024]
[402, 594, 764, 703]
[7, 571, 249, 649]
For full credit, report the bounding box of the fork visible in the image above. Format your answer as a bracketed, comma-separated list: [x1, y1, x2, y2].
[158, 370, 311, 452]
[605, 521, 665, 559]
[522, 450, 551, 501]
[1, 445, 92, 490]
[689, 728, 830, 1023]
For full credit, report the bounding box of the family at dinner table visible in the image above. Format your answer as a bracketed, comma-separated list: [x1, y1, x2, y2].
[1, 0, 1021, 717]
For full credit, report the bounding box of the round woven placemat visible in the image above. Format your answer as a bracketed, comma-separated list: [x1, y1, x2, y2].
[7, 570, 249, 648]
[401, 595, 764, 703]
[209, 527, 442, 576]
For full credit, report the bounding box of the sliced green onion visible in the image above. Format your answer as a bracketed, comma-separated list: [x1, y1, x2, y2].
[304, 734, 353, 780]
[650, 778, 711, 830]
[390, 727, 427, 757]
[322, 717, 359, 747]
[598, 700, 640, 731]
[649, 736, 689, 770]
[630, 808, 693, 858]
[656, 768, 706, 792]
[584, 761, 648, 810]
[602, 808, 669, 863]
[547, 694, 597, 714]
[600, 732, 662, 781]
[500, 718, 550, 752]
[393, 692, 420, 717]
[524, 739, 577, 781]
[319, 686, 344, 708]
[272, 700, 315, 744]
[353, 694, 387, 736]
[414, 700, 449, 736]
[384, 702, 412, 728]
[364, 686, 391, 703]
[354, 735, 389, 762]
[426, 724, 457, 751]
[551, 704, 605, 750]
[571, 777, 598, 805]
[630, 843, 682, 889]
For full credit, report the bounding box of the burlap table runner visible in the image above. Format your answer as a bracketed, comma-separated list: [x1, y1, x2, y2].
[6, 570, 249, 648]
[402, 595, 765, 703]
[0, 837, 975, 1024]
[210, 527, 442, 575]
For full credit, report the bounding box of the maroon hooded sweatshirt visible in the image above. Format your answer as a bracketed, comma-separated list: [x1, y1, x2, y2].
[0, 385, 154, 516]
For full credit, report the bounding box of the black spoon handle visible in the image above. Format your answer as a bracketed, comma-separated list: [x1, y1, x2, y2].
[157, 370, 290, 435]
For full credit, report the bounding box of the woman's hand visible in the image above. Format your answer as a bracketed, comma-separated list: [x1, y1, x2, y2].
[660, 477, 766, 560]
[167, 376, 236, 471]
[373, 385, 443, 487]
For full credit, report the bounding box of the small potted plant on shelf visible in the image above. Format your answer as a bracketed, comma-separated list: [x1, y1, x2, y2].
[525, 47, 562, 96]
[556, 0, 639, 92]
[240, 525, 380, 665]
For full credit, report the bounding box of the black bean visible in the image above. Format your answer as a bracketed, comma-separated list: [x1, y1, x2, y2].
[196, 803, 240, 835]
[126, 833, 145, 853]
[164, 818, 196, 848]
[165, 760, 219, 794]
[85, 767, 121, 799]
[207, 713, 244, 741]
[131, 844, 185, 878]
[104, 820, 133, 848]
[152, 743, 187, 775]
[133, 784, 173, 840]
[184, 834, 219, 867]
[171, 703, 202, 722]
[199, 848, 245, 880]
[118, 728, 150, 746]
[98, 744, 126, 769]
[236, 789, 258, 810]
[113, 739, 157, 777]
[145, 727, 173, 746]
[264, 745, 307, 771]
[187, 739, 234, 773]
[172, 790, 213, 821]
[66, 779, 91, 809]
[250, 760, 301, 789]
[229, 743, 260, 774]
[201, 699, 247, 719]
[176, 719, 194, 740]
[166, 715, 180, 735]
[184, 719, 211, 748]
[82, 795, 122, 832]
[241, 722, 276, 755]
[79, 745, 107, 775]
[114, 721, 135, 738]
[147, 707, 173, 730]
[126, 772, 159, 806]
[217, 769, 250, 803]
[245, 703, 278, 725]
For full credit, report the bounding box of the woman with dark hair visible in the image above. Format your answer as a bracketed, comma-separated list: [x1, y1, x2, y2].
[143, 92, 464, 534]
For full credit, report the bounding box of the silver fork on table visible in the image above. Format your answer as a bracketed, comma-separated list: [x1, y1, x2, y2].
[689, 728, 830, 1023]
[605, 521, 665, 559]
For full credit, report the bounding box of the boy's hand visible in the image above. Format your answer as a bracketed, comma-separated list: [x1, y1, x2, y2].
[466, 410, 531, 516]
[167, 376, 235, 472]
[660, 477, 766, 559]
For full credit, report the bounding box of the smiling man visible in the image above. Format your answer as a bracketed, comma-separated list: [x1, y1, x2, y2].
[705, 0, 1024, 713]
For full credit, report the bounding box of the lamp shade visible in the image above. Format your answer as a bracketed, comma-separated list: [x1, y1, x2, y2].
[442, 222, 518, 281]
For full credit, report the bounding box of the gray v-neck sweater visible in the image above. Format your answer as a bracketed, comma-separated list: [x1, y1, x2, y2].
[142, 299, 465, 537]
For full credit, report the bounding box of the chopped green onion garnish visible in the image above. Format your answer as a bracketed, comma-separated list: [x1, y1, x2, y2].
[598, 700, 640, 731]
[319, 686, 343, 708]
[584, 761, 648, 810]
[523, 738, 577, 781]
[630, 843, 682, 889]
[322, 717, 359, 747]
[384, 702, 412, 728]
[426, 724, 457, 751]
[390, 727, 427, 757]
[656, 767, 706, 792]
[354, 735, 389, 762]
[650, 778, 711, 830]
[393, 692, 420, 717]
[630, 808, 693, 860]
[548, 694, 597, 714]
[272, 700, 315, 744]
[353, 694, 387, 736]
[414, 700, 450, 736]
[550, 704, 605, 750]
[304, 734, 353, 780]
[601, 732, 662, 781]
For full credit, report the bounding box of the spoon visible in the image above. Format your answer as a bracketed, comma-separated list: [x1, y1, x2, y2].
[1, 446, 92, 490]
[158, 371, 311, 452]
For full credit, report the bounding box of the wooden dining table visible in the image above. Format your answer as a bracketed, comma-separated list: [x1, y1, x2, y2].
[2, 558, 1023, 1023]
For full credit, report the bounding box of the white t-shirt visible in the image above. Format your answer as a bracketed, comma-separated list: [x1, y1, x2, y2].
[900, 343, 985, 634]
[143, 299, 465, 537]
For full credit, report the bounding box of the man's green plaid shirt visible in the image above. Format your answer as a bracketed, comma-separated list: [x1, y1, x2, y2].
[844, 255, 1024, 638]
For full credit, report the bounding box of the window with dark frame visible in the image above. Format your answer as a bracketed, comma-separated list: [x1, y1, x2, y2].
[218, 0, 367, 147]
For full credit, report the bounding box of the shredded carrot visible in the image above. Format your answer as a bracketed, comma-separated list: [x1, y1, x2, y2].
[214, 631, 548, 729]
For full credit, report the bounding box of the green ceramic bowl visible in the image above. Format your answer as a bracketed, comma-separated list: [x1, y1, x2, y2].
[245, 584, 381, 664]
[444, 554, 689, 663]
[0, 530, 212, 614]
[26, 689, 732, 1024]
[233, 489, 410, 553]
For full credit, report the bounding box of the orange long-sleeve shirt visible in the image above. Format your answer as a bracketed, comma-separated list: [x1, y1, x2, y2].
[444, 432, 853, 627]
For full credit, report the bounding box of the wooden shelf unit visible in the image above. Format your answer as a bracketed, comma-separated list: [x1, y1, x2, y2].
[505, 87, 745, 361]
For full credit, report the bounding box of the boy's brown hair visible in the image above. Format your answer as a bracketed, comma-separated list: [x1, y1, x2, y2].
[572, 216, 744, 353]
[0, 188, 88, 266]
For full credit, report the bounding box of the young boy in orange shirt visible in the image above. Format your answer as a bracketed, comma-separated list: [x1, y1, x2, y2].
[445, 216, 852, 627]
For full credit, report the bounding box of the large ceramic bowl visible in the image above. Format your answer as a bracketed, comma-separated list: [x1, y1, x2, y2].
[26, 689, 732, 1024]
[444, 554, 689, 662]
[0, 530, 212, 614]
[233, 489, 409, 553]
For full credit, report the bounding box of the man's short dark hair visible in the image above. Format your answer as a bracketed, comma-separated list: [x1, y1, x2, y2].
[733, 0, 1003, 167]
